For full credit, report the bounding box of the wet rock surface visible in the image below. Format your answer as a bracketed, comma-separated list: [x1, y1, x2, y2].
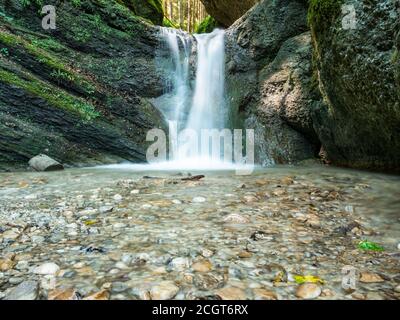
[309, 0, 400, 171]
[0, 166, 399, 300]
[0, 0, 168, 171]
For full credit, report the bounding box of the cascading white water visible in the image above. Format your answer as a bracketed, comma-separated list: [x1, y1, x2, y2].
[96, 28, 253, 173]
[186, 30, 226, 132]
[162, 28, 191, 125]
[162, 28, 229, 164]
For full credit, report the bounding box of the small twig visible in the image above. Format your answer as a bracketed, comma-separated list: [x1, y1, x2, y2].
[181, 175, 205, 181]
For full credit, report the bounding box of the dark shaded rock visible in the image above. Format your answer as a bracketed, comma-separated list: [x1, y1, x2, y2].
[28, 154, 64, 172]
[200, 0, 257, 27]
[117, 0, 164, 25]
[309, 0, 400, 171]
[334, 221, 361, 236]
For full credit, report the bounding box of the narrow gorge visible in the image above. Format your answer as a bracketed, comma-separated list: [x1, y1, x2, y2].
[0, 0, 399, 302]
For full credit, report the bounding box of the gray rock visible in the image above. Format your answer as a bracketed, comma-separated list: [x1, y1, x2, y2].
[310, 0, 400, 171]
[99, 206, 114, 214]
[149, 281, 179, 300]
[31, 235, 45, 244]
[168, 257, 190, 272]
[28, 154, 64, 172]
[4, 280, 39, 300]
[111, 281, 129, 293]
[33, 262, 60, 275]
[225, 0, 319, 165]
[8, 277, 24, 285]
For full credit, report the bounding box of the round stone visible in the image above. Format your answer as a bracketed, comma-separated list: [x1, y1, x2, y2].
[223, 213, 249, 224]
[192, 197, 206, 203]
[150, 281, 179, 300]
[168, 257, 190, 271]
[253, 288, 278, 300]
[216, 287, 246, 300]
[192, 260, 213, 273]
[359, 272, 384, 283]
[296, 283, 322, 300]
[34, 262, 60, 275]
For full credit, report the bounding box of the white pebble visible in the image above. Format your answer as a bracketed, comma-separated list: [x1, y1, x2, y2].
[34, 263, 60, 275]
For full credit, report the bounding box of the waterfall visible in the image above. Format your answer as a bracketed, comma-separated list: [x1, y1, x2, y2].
[162, 28, 191, 125]
[186, 30, 226, 132]
[160, 28, 229, 164]
[97, 28, 254, 173]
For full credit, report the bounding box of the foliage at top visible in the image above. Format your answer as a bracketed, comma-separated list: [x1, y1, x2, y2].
[195, 15, 217, 34]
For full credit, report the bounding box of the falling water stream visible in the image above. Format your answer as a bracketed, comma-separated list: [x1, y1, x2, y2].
[100, 27, 249, 171]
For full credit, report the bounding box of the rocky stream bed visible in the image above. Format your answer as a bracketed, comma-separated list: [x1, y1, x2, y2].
[0, 166, 399, 300]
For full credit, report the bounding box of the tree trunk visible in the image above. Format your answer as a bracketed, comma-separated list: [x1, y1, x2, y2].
[187, 0, 191, 32]
[178, 0, 183, 28]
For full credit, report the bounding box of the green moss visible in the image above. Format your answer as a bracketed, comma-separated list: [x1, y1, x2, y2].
[65, 9, 130, 43]
[0, 30, 96, 96]
[0, 11, 14, 22]
[116, 0, 163, 25]
[18, 0, 82, 8]
[162, 17, 176, 28]
[391, 49, 399, 64]
[307, 0, 344, 32]
[0, 47, 9, 56]
[29, 38, 64, 52]
[70, 0, 82, 7]
[0, 68, 100, 121]
[195, 16, 218, 34]
[18, 0, 44, 8]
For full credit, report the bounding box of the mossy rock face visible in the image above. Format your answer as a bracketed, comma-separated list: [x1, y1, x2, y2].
[0, 0, 168, 170]
[116, 0, 163, 25]
[307, 0, 344, 33]
[309, 0, 400, 171]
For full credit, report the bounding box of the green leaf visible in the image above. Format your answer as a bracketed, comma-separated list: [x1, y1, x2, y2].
[358, 240, 384, 252]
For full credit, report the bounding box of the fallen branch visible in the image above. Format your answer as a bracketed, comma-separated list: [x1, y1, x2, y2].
[181, 175, 205, 181]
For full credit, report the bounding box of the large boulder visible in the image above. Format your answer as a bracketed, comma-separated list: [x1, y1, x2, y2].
[29, 154, 64, 172]
[226, 0, 320, 165]
[200, 0, 257, 27]
[0, 0, 168, 171]
[309, 0, 400, 171]
[245, 32, 321, 165]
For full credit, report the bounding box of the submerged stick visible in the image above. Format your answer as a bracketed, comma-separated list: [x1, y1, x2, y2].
[181, 175, 205, 181]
